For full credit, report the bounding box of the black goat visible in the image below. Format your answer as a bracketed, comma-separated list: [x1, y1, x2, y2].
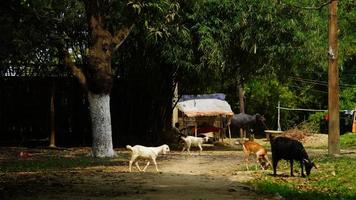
[270, 137, 316, 177]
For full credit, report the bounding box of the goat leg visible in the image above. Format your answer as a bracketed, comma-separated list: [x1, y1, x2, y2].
[257, 157, 265, 170]
[272, 159, 278, 176]
[129, 155, 139, 172]
[290, 160, 294, 177]
[198, 145, 203, 155]
[135, 161, 143, 172]
[152, 159, 160, 172]
[265, 156, 272, 169]
[187, 145, 191, 154]
[143, 161, 150, 172]
[245, 154, 250, 171]
[300, 161, 305, 177]
[255, 159, 259, 171]
[129, 161, 133, 172]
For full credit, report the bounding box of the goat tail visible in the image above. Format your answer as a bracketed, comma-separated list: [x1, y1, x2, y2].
[126, 145, 133, 150]
[180, 136, 187, 141]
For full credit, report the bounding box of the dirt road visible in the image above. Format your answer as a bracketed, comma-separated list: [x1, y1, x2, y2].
[1, 147, 277, 200]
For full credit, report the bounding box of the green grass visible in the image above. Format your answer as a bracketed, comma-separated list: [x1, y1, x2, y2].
[340, 133, 356, 149]
[251, 155, 356, 200]
[0, 156, 121, 172]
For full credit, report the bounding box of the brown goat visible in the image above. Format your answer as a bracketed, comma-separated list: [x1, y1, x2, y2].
[236, 140, 272, 170]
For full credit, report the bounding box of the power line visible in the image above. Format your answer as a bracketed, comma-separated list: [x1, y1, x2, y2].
[276, 106, 349, 112]
[277, 106, 327, 112]
[289, 84, 328, 94]
[289, 76, 356, 88]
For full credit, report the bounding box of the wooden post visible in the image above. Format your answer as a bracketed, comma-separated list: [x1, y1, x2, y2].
[239, 84, 245, 114]
[228, 124, 231, 140]
[328, 0, 340, 155]
[277, 101, 281, 131]
[49, 80, 56, 148]
[172, 82, 179, 127]
[221, 115, 231, 140]
[238, 84, 246, 139]
[184, 116, 188, 136]
[194, 120, 197, 137]
[352, 109, 356, 132]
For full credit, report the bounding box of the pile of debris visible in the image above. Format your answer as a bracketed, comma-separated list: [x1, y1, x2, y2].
[281, 128, 328, 147]
[282, 128, 313, 141]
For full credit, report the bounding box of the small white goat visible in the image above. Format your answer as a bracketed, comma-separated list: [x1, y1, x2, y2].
[181, 136, 209, 154]
[126, 144, 170, 172]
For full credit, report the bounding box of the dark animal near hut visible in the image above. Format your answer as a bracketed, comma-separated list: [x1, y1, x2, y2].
[230, 113, 266, 139]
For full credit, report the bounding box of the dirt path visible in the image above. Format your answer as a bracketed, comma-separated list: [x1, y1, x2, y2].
[1, 148, 277, 200]
[125, 151, 262, 200]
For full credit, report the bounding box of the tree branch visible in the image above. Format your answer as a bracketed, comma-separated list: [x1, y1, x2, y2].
[112, 24, 135, 52]
[62, 49, 88, 89]
[283, 0, 336, 10]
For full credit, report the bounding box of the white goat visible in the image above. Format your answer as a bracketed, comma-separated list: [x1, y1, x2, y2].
[126, 144, 170, 172]
[181, 136, 209, 154]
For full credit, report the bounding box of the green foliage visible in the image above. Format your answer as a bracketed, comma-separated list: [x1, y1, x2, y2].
[340, 88, 356, 110]
[338, 0, 356, 62]
[243, 75, 297, 128]
[0, 0, 88, 70]
[171, 0, 332, 129]
[308, 112, 326, 126]
[340, 56, 356, 110]
[1, 0, 355, 133]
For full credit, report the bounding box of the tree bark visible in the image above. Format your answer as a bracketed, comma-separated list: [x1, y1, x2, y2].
[61, 1, 134, 157]
[238, 84, 245, 114]
[49, 80, 56, 148]
[328, 0, 340, 155]
[88, 92, 116, 157]
[238, 84, 246, 139]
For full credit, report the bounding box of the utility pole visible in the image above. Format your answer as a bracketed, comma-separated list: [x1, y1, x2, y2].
[328, 0, 340, 155]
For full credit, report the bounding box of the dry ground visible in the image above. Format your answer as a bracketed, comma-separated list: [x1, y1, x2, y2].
[0, 134, 329, 200]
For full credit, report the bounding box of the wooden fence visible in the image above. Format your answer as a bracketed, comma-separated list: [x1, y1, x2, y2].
[0, 76, 174, 147]
[0, 77, 91, 147]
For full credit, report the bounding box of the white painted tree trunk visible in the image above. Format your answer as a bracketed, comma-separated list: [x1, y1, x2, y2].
[88, 92, 116, 157]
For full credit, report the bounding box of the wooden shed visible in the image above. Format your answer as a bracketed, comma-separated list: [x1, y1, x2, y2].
[176, 94, 234, 140]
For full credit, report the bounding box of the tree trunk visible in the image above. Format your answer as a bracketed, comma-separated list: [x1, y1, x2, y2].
[238, 84, 245, 114]
[88, 92, 116, 157]
[49, 80, 56, 148]
[172, 82, 179, 127]
[238, 84, 246, 139]
[62, 1, 134, 157]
